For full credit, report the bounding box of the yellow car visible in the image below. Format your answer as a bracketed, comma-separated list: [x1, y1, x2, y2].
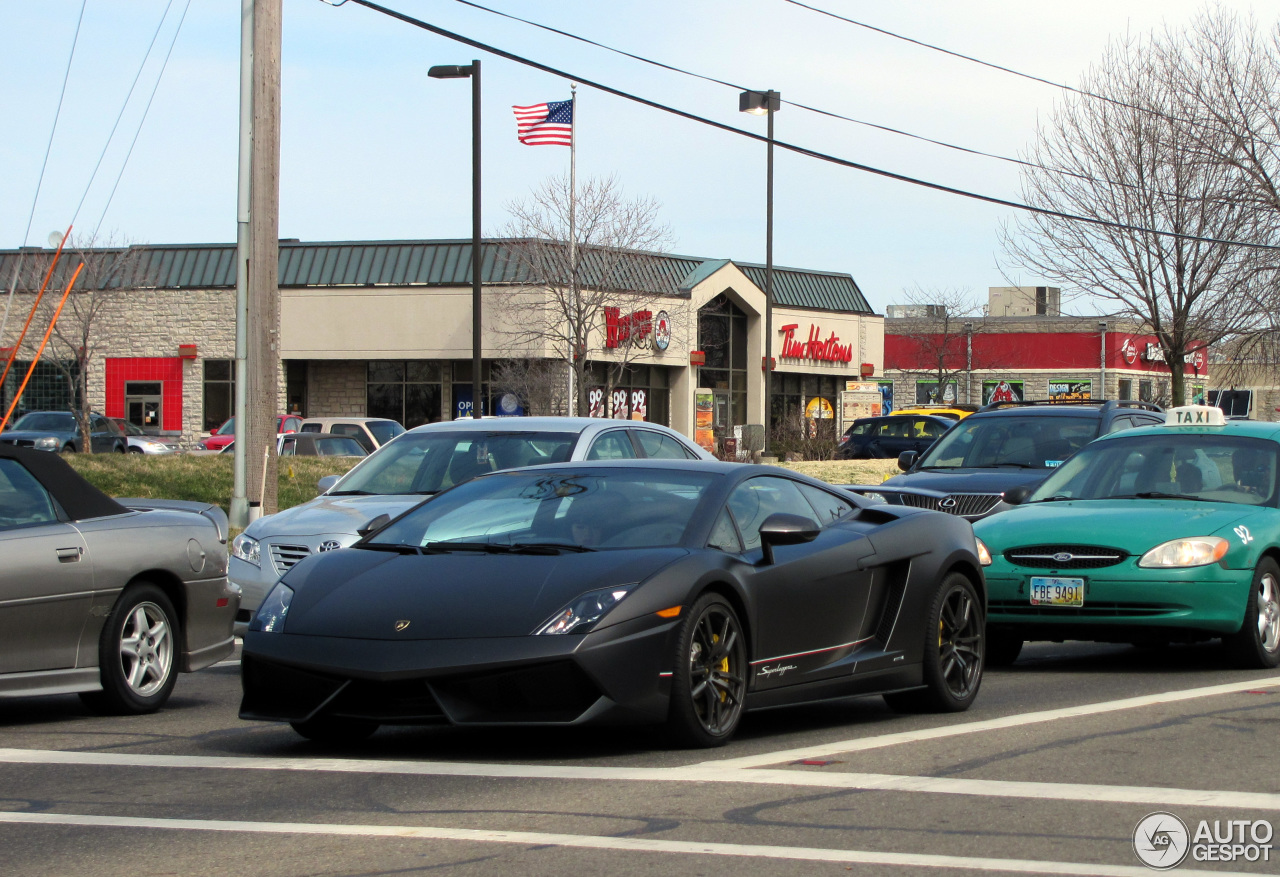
[890, 404, 979, 421]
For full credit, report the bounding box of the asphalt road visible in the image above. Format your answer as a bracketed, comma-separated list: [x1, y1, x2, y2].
[1, 641, 1277, 877]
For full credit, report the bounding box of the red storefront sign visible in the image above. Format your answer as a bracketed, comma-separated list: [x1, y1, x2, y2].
[778, 324, 854, 364]
[604, 307, 653, 348]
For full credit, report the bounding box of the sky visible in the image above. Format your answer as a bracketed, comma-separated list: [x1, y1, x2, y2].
[4, 0, 1280, 315]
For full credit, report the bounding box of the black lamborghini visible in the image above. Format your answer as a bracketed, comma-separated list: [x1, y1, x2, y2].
[240, 460, 987, 747]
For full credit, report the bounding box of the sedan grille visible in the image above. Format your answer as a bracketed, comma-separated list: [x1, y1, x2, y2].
[269, 543, 311, 573]
[895, 492, 1002, 518]
[988, 600, 1175, 618]
[1004, 544, 1129, 569]
[0, 438, 35, 448]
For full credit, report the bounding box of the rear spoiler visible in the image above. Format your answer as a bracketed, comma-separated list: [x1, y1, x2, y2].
[117, 498, 229, 544]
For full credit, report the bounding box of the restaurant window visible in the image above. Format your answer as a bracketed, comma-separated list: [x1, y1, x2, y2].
[1, 359, 77, 416]
[1118, 378, 1132, 401]
[698, 295, 749, 433]
[202, 359, 234, 432]
[368, 361, 443, 428]
[587, 363, 672, 425]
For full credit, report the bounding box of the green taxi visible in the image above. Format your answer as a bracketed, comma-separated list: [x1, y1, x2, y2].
[973, 406, 1280, 668]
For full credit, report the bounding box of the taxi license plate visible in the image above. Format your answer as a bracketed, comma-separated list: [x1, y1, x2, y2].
[1029, 576, 1085, 607]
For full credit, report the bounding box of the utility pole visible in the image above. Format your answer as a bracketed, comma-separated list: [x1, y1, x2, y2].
[246, 0, 281, 516]
[231, 0, 253, 528]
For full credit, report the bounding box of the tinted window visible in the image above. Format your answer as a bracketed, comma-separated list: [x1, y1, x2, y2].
[917, 418, 947, 439]
[586, 431, 637, 460]
[634, 429, 695, 459]
[919, 414, 1097, 470]
[707, 508, 742, 552]
[798, 482, 856, 524]
[11, 412, 74, 432]
[0, 458, 59, 528]
[300, 423, 322, 433]
[727, 476, 818, 552]
[367, 420, 406, 446]
[315, 436, 367, 456]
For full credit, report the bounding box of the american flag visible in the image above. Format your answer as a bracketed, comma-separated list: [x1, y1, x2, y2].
[512, 99, 573, 146]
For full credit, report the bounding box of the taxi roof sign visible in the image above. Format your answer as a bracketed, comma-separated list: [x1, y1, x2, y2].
[1165, 405, 1227, 426]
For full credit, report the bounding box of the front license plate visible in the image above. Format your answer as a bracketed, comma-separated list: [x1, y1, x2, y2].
[1029, 576, 1085, 607]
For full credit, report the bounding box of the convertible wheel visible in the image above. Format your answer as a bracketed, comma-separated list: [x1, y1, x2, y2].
[884, 572, 984, 713]
[666, 593, 747, 748]
[289, 716, 379, 743]
[986, 631, 1023, 667]
[80, 582, 179, 715]
[1223, 558, 1280, 669]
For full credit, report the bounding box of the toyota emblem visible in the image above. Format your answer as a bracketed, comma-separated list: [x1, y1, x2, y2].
[937, 497, 958, 509]
[1052, 552, 1074, 563]
[317, 540, 343, 552]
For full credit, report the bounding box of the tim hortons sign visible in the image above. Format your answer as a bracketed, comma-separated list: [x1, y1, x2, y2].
[778, 324, 854, 364]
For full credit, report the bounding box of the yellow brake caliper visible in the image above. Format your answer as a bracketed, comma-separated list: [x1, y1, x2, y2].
[939, 619, 945, 648]
[713, 633, 728, 701]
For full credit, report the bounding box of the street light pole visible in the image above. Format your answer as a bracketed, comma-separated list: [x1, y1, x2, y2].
[429, 60, 483, 419]
[740, 90, 780, 435]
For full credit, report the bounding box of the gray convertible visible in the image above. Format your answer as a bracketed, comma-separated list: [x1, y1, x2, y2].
[0, 445, 239, 713]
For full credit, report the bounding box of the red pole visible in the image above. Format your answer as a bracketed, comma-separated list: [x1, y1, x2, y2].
[0, 262, 83, 433]
[0, 225, 72, 392]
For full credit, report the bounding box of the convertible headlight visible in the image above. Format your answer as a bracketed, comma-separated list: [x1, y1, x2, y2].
[230, 533, 261, 566]
[249, 583, 294, 633]
[975, 537, 993, 567]
[35, 436, 59, 449]
[1138, 537, 1229, 568]
[535, 584, 637, 635]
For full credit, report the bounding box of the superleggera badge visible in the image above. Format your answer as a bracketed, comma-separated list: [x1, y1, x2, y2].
[757, 664, 798, 678]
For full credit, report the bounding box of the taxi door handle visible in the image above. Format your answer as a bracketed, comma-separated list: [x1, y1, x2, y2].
[56, 547, 83, 563]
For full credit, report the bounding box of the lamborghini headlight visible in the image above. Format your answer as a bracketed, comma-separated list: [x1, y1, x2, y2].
[230, 533, 260, 566]
[1138, 537, 1228, 568]
[535, 584, 637, 635]
[249, 583, 294, 633]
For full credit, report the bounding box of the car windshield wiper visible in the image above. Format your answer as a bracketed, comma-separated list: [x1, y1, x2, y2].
[915, 465, 960, 470]
[1030, 495, 1076, 503]
[326, 489, 377, 496]
[424, 541, 595, 555]
[355, 542, 422, 554]
[989, 462, 1037, 468]
[510, 541, 596, 554]
[1112, 491, 1208, 502]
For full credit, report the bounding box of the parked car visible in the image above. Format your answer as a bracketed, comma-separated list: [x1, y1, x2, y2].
[298, 417, 405, 453]
[974, 406, 1280, 669]
[229, 417, 714, 635]
[837, 414, 954, 459]
[0, 410, 126, 453]
[198, 414, 302, 452]
[239, 460, 987, 745]
[280, 433, 367, 458]
[0, 445, 239, 713]
[888, 404, 980, 421]
[869, 400, 1164, 521]
[110, 418, 181, 455]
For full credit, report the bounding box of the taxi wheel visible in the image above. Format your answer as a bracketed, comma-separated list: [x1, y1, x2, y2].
[1223, 558, 1280, 669]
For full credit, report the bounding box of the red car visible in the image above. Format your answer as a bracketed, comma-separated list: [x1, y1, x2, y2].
[198, 415, 302, 451]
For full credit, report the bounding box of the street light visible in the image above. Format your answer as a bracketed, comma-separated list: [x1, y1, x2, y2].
[429, 60, 483, 419]
[739, 89, 780, 432]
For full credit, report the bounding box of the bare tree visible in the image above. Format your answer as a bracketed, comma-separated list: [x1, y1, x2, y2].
[887, 287, 996, 405]
[10, 235, 142, 451]
[493, 175, 675, 416]
[1000, 24, 1267, 406]
[490, 358, 563, 416]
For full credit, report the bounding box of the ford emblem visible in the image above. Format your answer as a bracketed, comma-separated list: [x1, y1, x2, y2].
[1052, 552, 1074, 563]
[318, 540, 343, 552]
[938, 497, 958, 509]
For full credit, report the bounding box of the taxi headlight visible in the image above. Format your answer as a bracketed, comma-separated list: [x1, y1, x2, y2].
[230, 533, 260, 567]
[1138, 537, 1229, 568]
[975, 537, 993, 567]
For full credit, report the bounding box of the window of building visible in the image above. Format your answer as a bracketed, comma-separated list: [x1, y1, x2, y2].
[1138, 379, 1154, 403]
[1209, 389, 1252, 417]
[916, 380, 959, 404]
[369, 361, 443, 428]
[0, 359, 78, 417]
[586, 363, 672, 425]
[202, 359, 234, 432]
[698, 295, 748, 432]
[1118, 378, 1133, 401]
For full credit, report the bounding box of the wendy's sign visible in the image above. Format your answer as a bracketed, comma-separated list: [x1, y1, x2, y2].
[778, 324, 854, 364]
[604, 307, 653, 349]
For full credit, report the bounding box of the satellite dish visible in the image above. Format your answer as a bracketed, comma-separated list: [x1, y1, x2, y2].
[47, 231, 64, 248]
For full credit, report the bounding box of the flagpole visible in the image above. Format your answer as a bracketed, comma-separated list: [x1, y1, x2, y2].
[567, 83, 578, 415]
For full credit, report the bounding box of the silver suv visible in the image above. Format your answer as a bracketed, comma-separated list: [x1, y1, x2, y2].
[229, 417, 712, 633]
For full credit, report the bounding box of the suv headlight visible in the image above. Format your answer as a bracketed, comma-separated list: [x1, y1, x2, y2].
[1138, 537, 1228, 568]
[249, 583, 293, 633]
[535, 584, 636, 635]
[35, 436, 59, 449]
[231, 533, 261, 566]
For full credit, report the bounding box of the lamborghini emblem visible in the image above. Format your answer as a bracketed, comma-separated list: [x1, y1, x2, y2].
[394, 620, 411, 632]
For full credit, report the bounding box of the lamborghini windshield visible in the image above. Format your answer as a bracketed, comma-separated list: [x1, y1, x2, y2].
[367, 469, 715, 550]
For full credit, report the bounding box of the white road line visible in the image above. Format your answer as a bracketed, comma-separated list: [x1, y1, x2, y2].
[2, 749, 1277, 811]
[0, 810, 1254, 877]
[701, 675, 1280, 768]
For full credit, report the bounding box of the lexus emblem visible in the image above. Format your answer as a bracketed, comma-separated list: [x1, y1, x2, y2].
[317, 540, 342, 552]
[937, 497, 958, 509]
[1052, 552, 1074, 563]
[395, 620, 411, 632]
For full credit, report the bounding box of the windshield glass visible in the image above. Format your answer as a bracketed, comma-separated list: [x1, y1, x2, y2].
[916, 414, 1096, 470]
[1029, 433, 1278, 506]
[367, 420, 406, 445]
[12, 413, 74, 432]
[216, 417, 236, 436]
[369, 469, 715, 549]
[333, 430, 579, 495]
[314, 436, 367, 456]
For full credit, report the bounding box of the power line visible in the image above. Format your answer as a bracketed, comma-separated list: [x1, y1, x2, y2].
[332, 0, 1280, 253]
